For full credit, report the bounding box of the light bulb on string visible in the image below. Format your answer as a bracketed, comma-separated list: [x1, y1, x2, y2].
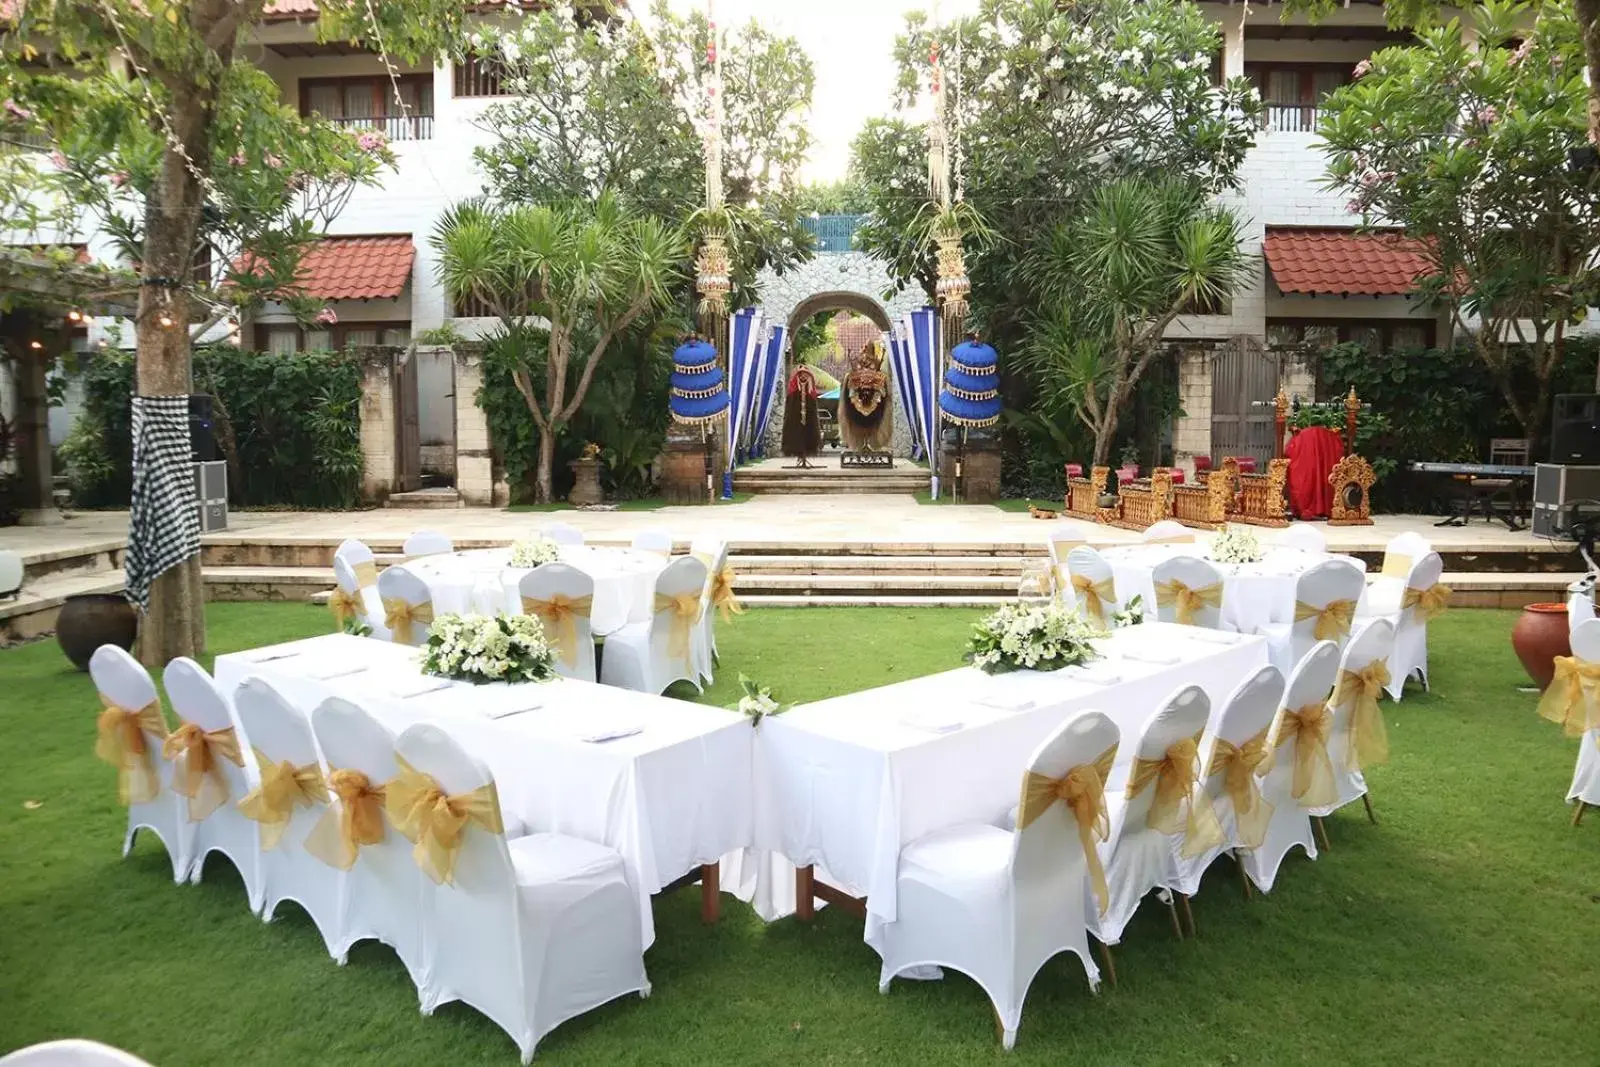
[66, 309, 83, 323]
[28, 340, 43, 350]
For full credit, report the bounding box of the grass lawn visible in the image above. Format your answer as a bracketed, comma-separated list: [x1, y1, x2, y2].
[2, 605, 1597, 1065]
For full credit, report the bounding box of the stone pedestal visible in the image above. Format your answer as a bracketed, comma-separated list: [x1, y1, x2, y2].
[452, 344, 495, 506]
[357, 350, 396, 504]
[940, 438, 1003, 503]
[661, 431, 724, 505]
[568, 457, 603, 506]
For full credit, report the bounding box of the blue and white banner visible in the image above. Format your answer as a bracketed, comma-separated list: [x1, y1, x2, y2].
[749, 322, 786, 458]
[887, 328, 923, 461]
[726, 307, 764, 470]
[905, 306, 941, 498]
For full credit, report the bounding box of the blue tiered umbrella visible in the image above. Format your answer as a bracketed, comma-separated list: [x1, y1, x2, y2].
[669, 337, 729, 426]
[939, 336, 1001, 428]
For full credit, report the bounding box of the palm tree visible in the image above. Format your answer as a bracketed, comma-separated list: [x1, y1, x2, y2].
[432, 192, 685, 502]
[1021, 178, 1248, 468]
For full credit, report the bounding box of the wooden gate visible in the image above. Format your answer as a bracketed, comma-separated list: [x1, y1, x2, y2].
[392, 350, 422, 493]
[1209, 336, 1278, 467]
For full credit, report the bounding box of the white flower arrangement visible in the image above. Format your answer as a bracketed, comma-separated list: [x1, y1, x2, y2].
[1207, 525, 1264, 565]
[508, 536, 561, 569]
[732, 674, 788, 725]
[966, 601, 1105, 675]
[1110, 593, 1145, 629]
[419, 612, 558, 685]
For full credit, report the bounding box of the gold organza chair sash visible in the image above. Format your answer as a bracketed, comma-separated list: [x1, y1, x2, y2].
[306, 768, 389, 870]
[654, 592, 705, 661]
[710, 565, 744, 621]
[520, 593, 593, 666]
[1017, 743, 1117, 915]
[1537, 656, 1600, 738]
[1125, 731, 1224, 859]
[94, 695, 168, 806]
[238, 747, 330, 850]
[1071, 574, 1116, 627]
[1275, 702, 1337, 808]
[1401, 583, 1452, 622]
[1154, 578, 1223, 625]
[161, 721, 245, 821]
[1206, 725, 1275, 849]
[351, 559, 378, 589]
[328, 586, 364, 629]
[385, 755, 504, 885]
[1293, 597, 1356, 642]
[383, 597, 434, 646]
[1332, 660, 1392, 772]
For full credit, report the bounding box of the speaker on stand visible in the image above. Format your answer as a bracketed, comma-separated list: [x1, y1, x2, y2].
[188, 393, 228, 532]
[1551, 393, 1600, 464]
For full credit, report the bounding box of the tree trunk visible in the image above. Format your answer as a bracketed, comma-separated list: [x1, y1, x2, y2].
[535, 425, 555, 503]
[1091, 406, 1119, 468]
[1578, 0, 1600, 145]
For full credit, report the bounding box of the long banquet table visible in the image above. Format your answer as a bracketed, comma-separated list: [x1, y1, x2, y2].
[214, 633, 750, 947]
[744, 622, 1270, 948]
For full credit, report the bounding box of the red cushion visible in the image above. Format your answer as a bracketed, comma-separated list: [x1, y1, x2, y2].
[1194, 456, 1212, 473]
[1233, 456, 1258, 473]
[1065, 463, 1084, 479]
[1169, 469, 1185, 485]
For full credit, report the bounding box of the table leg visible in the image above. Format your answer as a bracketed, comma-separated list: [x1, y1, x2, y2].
[699, 862, 720, 924]
[795, 864, 816, 921]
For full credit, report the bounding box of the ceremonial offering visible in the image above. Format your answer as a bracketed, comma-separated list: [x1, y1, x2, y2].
[509, 536, 561, 569]
[965, 602, 1104, 675]
[733, 673, 788, 724]
[419, 612, 558, 685]
[1208, 525, 1264, 565]
[939, 334, 1001, 428]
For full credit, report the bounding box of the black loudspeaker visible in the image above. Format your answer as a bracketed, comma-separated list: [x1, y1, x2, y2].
[188, 393, 218, 463]
[1551, 393, 1600, 464]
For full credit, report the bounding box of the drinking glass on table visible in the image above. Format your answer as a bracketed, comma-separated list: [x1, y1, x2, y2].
[1017, 561, 1052, 604]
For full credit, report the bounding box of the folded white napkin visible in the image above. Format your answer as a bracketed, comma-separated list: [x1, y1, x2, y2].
[1117, 646, 1182, 665]
[565, 715, 642, 742]
[486, 700, 545, 720]
[1063, 664, 1122, 685]
[305, 661, 370, 681]
[246, 647, 302, 664]
[901, 709, 965, 734]
[1183, 629, 1240, 645]
[388, 676, 455, 699]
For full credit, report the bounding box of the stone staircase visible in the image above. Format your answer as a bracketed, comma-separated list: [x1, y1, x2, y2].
[731, 464, 928, 496]
[385, 487, 461, 509]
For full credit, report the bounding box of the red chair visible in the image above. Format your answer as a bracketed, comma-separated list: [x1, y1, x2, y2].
[1169, 468, 1185, 485]
[1233, 456, 1258, 474]
[1116, 466, 1138, 487]
[1193, 456, 1213, 475]
[1065, 463, 1084, 480]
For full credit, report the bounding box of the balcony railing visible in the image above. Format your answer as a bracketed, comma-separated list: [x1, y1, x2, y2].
[1263, 103, 1320, 134]
[325, 114, 434, 142]
[801, 214, 863, 253]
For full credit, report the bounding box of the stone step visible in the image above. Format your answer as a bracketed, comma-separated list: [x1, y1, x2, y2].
[384, 487, 462, 509]
[0, 569, 126, 644]
[731, 554, 1031, 576]
[730, 482, 926, 496]
[733, 573, 1021, 595]
[18, 539, 125, 582]
[738, 594, 1012, 609]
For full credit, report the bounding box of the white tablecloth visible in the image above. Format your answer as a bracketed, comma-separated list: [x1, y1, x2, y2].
[401, 546, 666, 635]
[748, 623, 1270, 946]
[214, 633, 751, 947]
[1102, 544, 1367, 635]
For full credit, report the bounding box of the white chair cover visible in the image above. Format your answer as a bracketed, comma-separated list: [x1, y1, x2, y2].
[1064, 545, 1120, 627]
[395, 723, 648, 1063]
[1258, 558, 1366, 678]
[1278, 524, 1327, 554]
[876, 711, 1115, 1050]
[1172, 665, 1284, 897]
[1310, 618, 1395, 818]
[232, 676, 343, 956]
[1047, 523, 1091, 598]
[517, 562, 597, 682]
[309, 697, 429, 991]
[1360, 551, 1444, 700]
[689, 536, 729, 685]
[333, 556, 390, 641]
[163, 657, 264, 912]
[630, 528, 674, 555]
[543, 522, 584, 547]
[334, 537, 375, 574]
[599, 555, 709, 695]
[1150, 555, 1225, 629]
[88, 645, 187, 882]
[1241, 643, 1338, 892]
[1143, 520, 1194, 544]
[376, 564, 435, 647]
[403, 530, 453, 558]
[1092, 684, 1210, 946]
[1565, 620, 1600, 813]
[1569, 576, 1596, 637]
[0, 1040, 153, 1066]
[0, 548, 22, 596]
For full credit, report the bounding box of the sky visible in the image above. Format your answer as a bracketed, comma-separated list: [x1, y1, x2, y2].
[664, 0, 983, 184]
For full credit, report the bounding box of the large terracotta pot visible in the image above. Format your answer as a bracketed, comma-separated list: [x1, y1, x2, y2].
[56, 593, 138, 671]
[1511, 602, 1570, 690]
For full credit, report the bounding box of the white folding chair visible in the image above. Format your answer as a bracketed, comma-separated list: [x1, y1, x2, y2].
[1361, 530, 1432, 610]
[376, 564, 436, 647]
[1257, 558, 1366, 677]
[1143, 520, 1194, 544]
[1562, 620, 1600, 825]
[334, 557, 391, 641]
[232, 675, 343, 957]
[1310, 618, 1395, 823]
[600, 555, 709, 694]
[403, 530, 453, 558]
[0, 548, 22, 598]
[1569, 576, 1596, 637]
[517, 562, 596, 683]
[1242, 642, 1339, 893]
[0, 1040, 153, 1066]
[877, 711, 1115, 1049]
[630, 528, 673, 556]
[334, 538, 385, 624]
[689, 535, 730, 684]
[1150, 555, 1225, 629]
[1063, 545, 1120, 628]
[395, 723, 648, 1062]
[1359, 551, 1445, 700]
[309, 696, 431, 989]
[88, 645, 187, 882]
[543, 522, 584, 547]
[1278, 523, 1327, 554]
[1092, 684, 1211, 957]
[163, 657, 264, 912]
[1047, 522, 1091, 599]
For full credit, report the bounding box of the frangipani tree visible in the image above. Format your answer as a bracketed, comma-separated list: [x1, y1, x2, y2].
[432, 194, 686, 503]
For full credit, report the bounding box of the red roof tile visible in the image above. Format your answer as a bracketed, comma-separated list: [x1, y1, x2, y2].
[1264, 227, 1436, 296]
[262, 0, 521, 20]
[236, 235, 414, 300]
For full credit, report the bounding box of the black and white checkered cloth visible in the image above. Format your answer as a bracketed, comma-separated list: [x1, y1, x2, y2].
[124, 394, 199, 612]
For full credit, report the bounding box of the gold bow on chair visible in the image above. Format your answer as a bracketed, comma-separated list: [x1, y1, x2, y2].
[351, 559, 378, 589]
[521, 592, 593, 666]
[710, 565, 744, 622]
[1017, 743, 1117, 915]
[1294, 598, 1356, 642]
[161, 722, 245, 821]
[1154, 579, 1223, 626]
[94, 695, 168, 806]
[238, 748, 330, 850]
[1206, 725, 1275, 849]
[1071, 574, 1116, 627]
[1275, 702, 1337, 809]
[1126, 731, 1224, 859]
[1401, 583, 1452, 622]
[305, 768, 389, 870]
[1538, 656, 1600, 738]
[328, 586, 364, 629]
[385, 756, 504, 885]
[1333, 660, 1392, 772]
[383, 597, 435, 646]
[654, 592, 705, 661]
